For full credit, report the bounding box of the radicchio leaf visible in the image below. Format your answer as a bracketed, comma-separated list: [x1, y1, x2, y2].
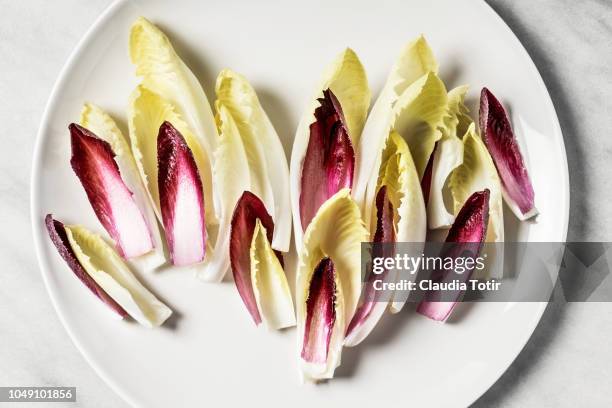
[479, 88, 537, 220]
[299, 89, 355, 232]
[301, 257, 338, 364]
[69, 124, 153, 259]
[417, 189, 490, 321]
[230, 191, 279, 325]
[44, 214, 127, 317]
[157, 121, 206, 266]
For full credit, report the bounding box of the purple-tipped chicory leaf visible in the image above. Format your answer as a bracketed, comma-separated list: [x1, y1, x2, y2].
[301, 257, 337, 364]
[157, 121, 207, 266]
[345, 186, 395, 340]
[479, 88, 537, 220]
[69, 124, 153, 259]
[44, 214, 127, 317]
[417, 189, 490, 321]
[299, 89, 355, 231]
[230, 191, 280, 325]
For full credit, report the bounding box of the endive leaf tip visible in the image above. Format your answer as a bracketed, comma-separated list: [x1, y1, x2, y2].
[129, 16, 175, 75]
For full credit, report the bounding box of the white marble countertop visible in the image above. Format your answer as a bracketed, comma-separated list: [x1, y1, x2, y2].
[1, 0, 610, 407]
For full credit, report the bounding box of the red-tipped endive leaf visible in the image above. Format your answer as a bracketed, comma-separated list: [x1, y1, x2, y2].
[44, 214, 127, 318]
[299, 89, 355, 232]
[69, 124, 153, 259]
[157, 121, 206, 266]
[290, 49, 370, 253]
[296, 189, 367, 380]
[79, 104, 165, 269]
[479, 88, 537, 220]
[230, 191, 279, 325]
[417, 189, 490, 322]
[301, 257, 340, 364]
[345, 186, 395, 345]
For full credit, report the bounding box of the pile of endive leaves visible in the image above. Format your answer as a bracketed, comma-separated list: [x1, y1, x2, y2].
[44, 17, 537, 382]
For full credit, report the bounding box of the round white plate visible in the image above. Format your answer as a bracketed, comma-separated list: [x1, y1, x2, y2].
[31, 0, 569, 407]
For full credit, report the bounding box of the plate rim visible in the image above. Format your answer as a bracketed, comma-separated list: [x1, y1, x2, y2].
[30, 0, 570, 407]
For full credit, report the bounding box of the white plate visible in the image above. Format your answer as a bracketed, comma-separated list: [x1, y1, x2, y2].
[31, 0, 569, 406]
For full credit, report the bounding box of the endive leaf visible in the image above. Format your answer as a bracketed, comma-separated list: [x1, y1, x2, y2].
[69, 123, 154, 260]
[449, 125, 504, 279]
[158, 121, 207, 266]
[391, 71, 448, 179]
[299, 89, 355, 231]
[290, 49, 370, 250]
[215, 69, 291, 251]
[79, 104, 165, 268]
[128, 85, 214, 223]
[129, 17, 217, 222]
[380, 132, 426, 314]
[427, 85, 470, 229]
[250, 220, 295, 330]
[45, 214, 126, 318]
[65, 223, 172, 327]
[349, 130, 426, 339]
[297, 189, 368, 380]
[299, 256, 344, 381]
[479, 87, 537, 220]
[197, 105, 250, 282]
[417, 189, 489, 322]
[230, 191, 278, 325]
[449, 124, 504, 244]
[361, 72, 447, 233]
[345, 186, 395, 346]
[354, 35, 437, 213]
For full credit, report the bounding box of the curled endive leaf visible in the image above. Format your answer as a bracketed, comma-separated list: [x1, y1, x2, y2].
[215, 69, 291, 252]
[290, 49, 370, 251]
[69, 123, 154, 261]
[296, 189, 368, 380]
[354, 35, 438, 214]
[427, 85, 470, 229]
[45, 215, 172, 327]
[79, 104, 165, 268]
[250, 220, 295, 330]
[129, 17, 217, 223]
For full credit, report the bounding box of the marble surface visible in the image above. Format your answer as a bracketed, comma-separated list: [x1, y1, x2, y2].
[0, 0, 610, 407]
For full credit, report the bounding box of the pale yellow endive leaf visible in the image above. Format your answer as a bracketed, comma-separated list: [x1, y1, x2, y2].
[215, 69, 291, 252]
[250, 220, 295, 330]
[129, 17, 218, 221]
